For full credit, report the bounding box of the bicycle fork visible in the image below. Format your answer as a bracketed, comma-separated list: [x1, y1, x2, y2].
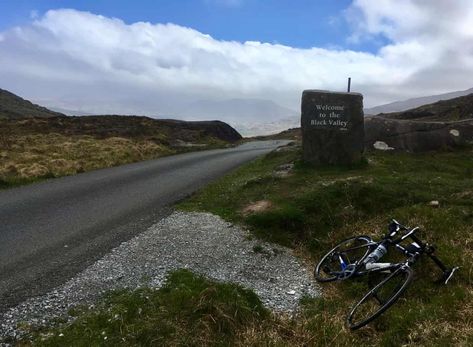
[426, 246, 459, 284]
[410, 234, 459, 284]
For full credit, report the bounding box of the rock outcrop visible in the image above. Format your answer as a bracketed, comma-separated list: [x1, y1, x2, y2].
[365, 116, 473, 152]
[365, 93, 473, 152]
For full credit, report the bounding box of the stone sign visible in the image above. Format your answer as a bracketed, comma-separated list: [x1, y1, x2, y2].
[301, 90, 364, 164]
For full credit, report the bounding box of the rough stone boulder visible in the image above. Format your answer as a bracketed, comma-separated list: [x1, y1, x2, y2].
[301, 90, 364, 164]
[365, 116, 473, 152]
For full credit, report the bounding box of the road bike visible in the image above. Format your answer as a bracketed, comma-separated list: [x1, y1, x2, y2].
[314, 219, 458, 330]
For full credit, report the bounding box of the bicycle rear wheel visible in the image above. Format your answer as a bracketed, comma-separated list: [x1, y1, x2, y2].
[346, 265, 413, 330]
[314, 236, 373, 282]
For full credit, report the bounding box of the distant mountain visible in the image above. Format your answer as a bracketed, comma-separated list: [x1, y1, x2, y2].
[232, 116, 299, 137]
[29, 96, 299, 136]
[0, 88, 66, 119]
[0, 88, 242, 143]
[180, 98, 298, 123]
[47, 106, 93, 116]
[377, 92, 473, 122]
[365, 87, 473, 115]
[172, 98, 299, 136]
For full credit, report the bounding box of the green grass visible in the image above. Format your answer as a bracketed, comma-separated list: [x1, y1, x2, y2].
[178, 146, 473, 345]
[18, 146, 473, 346]
[18, 270, 269, 346]
[0, 175, 54, 190]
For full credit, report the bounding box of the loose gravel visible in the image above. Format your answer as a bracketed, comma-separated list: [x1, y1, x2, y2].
[0, 211, 319, 341]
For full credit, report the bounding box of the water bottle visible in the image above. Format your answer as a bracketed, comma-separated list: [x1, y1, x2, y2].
[364, 244, 387, 264]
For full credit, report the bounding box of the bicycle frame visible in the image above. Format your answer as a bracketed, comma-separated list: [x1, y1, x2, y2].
[337, 221, 457, 283]
[315, 220, 458, 330]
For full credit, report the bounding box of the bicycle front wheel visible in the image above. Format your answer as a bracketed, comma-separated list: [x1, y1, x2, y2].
[314, 235, 373, 282]
[346, 266, 413, 330]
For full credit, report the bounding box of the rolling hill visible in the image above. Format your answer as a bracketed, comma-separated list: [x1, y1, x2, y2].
[365, 87, 473, 115]
[0, 88, 242, 143]
[365, 93, 473, 152]
[376, 92, 473, 121]
[0, 89, 243, 187]
[0, 88, 66, 119]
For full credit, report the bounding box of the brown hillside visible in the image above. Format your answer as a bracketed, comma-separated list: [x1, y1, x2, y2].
[0, 88, 242, 144]
[0, 89, 242, 187]
[0, 88, 65, 119]
[0, 116, 242, 188]
[378, 93, 473, 121]
[0, 115, 242, 145]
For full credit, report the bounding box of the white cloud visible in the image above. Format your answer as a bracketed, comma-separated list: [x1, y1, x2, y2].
[0, 3, 472, 122]
[344, 0, 473, 97]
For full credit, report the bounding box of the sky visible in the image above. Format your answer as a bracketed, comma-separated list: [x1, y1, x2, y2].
[0, 0, 473, 120]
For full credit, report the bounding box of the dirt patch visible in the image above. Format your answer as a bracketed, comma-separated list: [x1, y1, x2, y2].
[241, 200, 273, 216]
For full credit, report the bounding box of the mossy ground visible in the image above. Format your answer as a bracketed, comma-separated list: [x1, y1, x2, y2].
[17, 145, 473, 346]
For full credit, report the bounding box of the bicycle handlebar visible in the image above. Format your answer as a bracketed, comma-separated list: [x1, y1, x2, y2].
[386, 219, 410, 239]
[397, 227, 420, 243]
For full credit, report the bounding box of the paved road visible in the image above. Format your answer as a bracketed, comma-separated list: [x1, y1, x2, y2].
[0, 140, 289, 312]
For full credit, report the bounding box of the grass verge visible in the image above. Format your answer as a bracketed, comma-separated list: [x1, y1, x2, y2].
[0, 133, 229, 189]
[16, 145, 473, 346]
[178, 145, 473, 346]
[16, 270, 268, 346]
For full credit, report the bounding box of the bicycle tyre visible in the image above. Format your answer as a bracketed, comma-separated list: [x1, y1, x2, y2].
[346, 265, 413, 330]
[314, 235, 373, 283]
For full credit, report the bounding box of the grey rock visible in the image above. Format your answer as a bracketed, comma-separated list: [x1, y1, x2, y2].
[273, 163, 294, 178]
[365, 116, 473, 152]
[373, 141, 394, 151]
[301, 90, 364, 165]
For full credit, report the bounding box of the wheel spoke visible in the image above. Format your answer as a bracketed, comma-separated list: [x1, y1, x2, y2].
[314, 236, 373, 283]
[347, 267, 413, 330]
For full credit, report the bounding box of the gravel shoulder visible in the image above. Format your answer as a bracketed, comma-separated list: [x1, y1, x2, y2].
[0, 211, 319, 340]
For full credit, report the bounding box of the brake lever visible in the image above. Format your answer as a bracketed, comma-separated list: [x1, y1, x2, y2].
[399, 227, 420, 242]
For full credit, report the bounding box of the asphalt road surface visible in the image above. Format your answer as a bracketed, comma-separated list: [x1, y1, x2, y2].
[0, 140, 289, 312]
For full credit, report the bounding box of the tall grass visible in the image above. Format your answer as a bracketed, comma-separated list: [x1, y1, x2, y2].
[0, 134, 174, 188]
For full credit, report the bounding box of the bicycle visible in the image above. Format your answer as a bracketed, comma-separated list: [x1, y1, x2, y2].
[314, 219, 459, 330]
